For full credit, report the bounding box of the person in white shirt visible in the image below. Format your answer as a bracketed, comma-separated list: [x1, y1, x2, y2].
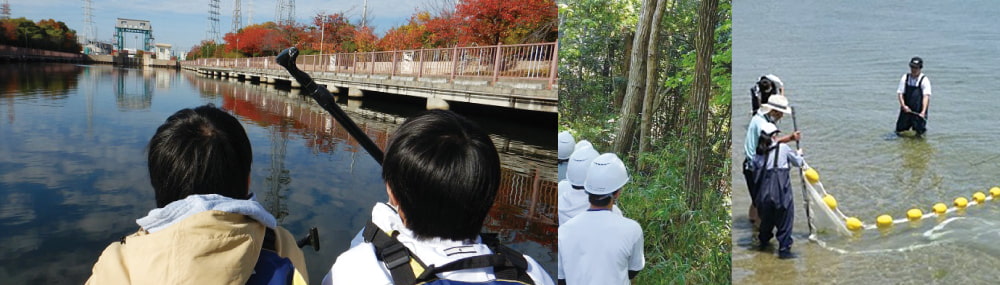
[558, 131, 576, 182]
[558, 153, 644, 285]
[323, 110, 553, 285]
[557, 144, 621, 225]
[895, 56, 932, 136]
[559, 140, 594, 197]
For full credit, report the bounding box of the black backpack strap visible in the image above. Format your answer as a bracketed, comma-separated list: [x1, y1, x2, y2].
[364, 219, 429, 285]
[263, 228, 277, 251]
[771, 145, 780, 170]
[419, 234, 534, 284]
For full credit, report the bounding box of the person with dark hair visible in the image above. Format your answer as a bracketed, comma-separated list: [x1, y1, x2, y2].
[323, 110, 553, 285]
[557, 143, 622, 225]
[87, 104, 308, 285]
[895, 56, 932, 136]
[558, 153, 644, 285]
[753, 123, 804, 259]
[750, 74, 784, 116]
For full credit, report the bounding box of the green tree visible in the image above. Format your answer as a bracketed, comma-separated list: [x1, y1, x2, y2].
[558, 0, 731, 282]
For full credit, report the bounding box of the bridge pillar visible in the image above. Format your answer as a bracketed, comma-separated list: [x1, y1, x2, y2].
[347, 98, 362, 111]
[426, 98, 450, 110]
[348, 86, 364, 98]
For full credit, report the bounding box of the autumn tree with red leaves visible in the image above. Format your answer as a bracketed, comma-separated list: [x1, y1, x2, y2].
[312, 13, 362, 53]
[188, 0, 558, 59]
[353, 26, 378, 52]
[378, 11, 464, 50]
[455, 0, 556, 45]
[0, 17, 81, 53]
[223, 23, 289, 57]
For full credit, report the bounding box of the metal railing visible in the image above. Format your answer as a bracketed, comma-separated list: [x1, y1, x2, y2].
[183, 42, 559, 89]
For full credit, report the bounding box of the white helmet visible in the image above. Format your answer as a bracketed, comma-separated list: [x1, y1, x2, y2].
[584, 153, 629, 195]
[760, 122, 778, 135]
[574, 140, 593, 152]
[566, 145, 599, 186]
[558, 131, 575, 160]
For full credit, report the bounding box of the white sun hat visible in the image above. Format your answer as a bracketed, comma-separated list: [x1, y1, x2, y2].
[758, 95, 792, 114]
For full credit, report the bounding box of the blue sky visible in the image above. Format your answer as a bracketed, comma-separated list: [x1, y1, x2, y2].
[9, 0, 430, 52]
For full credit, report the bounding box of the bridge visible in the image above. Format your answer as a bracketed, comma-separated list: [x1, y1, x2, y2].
[181, 42, 558, 113]
[187, 74, 557, 231]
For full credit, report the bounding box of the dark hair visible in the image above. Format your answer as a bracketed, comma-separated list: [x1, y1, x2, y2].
[147, 104, 253, 207]
[588, 191, 619, 207]
[756, 132, 775, 155]
[383, 110, 500, 241]
[757, 77, 774, 93]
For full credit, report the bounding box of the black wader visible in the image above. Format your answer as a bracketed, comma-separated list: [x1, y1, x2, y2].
[755, 146, 794, 252]
[895, 74, 927, 135]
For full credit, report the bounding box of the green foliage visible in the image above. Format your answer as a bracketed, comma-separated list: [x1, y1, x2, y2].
[619, 146, 731, 284]
[559, 0, 732, 283]
[558, 0, 641, 124]
[0, 17, 82, 53]
[186, 41, 227, 60]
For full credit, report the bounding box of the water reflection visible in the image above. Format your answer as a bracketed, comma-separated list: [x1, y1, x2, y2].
[0, 64, 555, 283]
[113, 68, 154, 111]
[893, 139, 940, 199]
[189, 69, 558, 280]
[263, 122, 292, 221]
[732, 0, 1000, 282]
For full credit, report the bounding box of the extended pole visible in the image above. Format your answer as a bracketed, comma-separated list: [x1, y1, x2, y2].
[276, 47, 385, 164]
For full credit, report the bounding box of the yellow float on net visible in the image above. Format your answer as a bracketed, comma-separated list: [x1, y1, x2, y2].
[933, 203, 948, 214]
[823, 194, 837, 209]
[876, 215, 893, 228]
[907, 209, 923, 221]
[846, 217, 863, 231]
[973, 192, 987, 203]
[804, 168, 820, 184]
[990, 187, 1000, 198]
[954, 197, 969, 208]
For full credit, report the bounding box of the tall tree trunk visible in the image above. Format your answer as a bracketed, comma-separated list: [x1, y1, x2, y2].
[638, 0, 668, 157]
[684, 0, 719, 210]
[612, 0, 656, 156]
[614, 30, 634, 109]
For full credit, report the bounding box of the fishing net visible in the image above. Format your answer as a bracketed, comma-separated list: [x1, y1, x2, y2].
[800, 168, 852, 237]
[800, 159, 998, 237]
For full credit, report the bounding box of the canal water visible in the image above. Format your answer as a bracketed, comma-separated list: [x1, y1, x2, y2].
[732, 1, 1000, 283]
[0, 63, 557, 283]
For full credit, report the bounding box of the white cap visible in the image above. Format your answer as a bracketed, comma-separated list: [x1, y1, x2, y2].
[558, 131, 575, 160]
[566, 145, 599, 186]
[584, 153, 629, 195]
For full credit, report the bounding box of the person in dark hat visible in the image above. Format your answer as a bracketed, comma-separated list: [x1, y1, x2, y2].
[895, 56, 932, 136]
